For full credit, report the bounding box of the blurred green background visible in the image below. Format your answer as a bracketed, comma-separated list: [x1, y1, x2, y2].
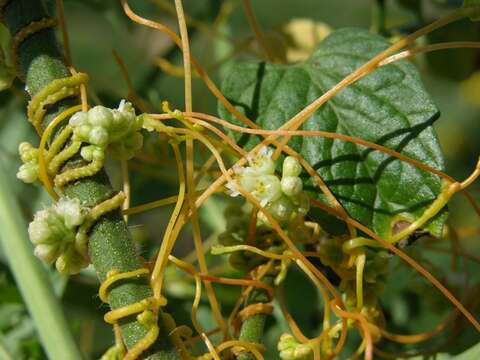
[0, 0, 480, 358]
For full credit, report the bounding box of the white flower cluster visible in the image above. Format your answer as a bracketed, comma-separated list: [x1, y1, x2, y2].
[226, 147, 309, 225]
[70, 100, 143, 161]
[28, 197, 89, 274]
[278, 334, 313, 360]
[16, 142, 39, 183]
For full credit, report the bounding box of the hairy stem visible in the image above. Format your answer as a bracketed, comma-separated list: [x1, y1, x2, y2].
[237, 274, 274, 360]
[2, 1, 179, 358]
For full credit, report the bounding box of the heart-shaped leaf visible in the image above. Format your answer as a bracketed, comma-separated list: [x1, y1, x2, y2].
[218, 28, 447, 239]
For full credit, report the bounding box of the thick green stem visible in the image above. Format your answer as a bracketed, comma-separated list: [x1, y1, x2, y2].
[0, 163, 83, 360]
[237, 274, 274, 360]
[2, 1, 179, 358]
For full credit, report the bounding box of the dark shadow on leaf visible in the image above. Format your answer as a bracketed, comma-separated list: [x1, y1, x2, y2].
[311, 113, 440, 185]
[324, 177, 374, 186]
[334, 195, 437, 216]
[225, 62, 266, 148]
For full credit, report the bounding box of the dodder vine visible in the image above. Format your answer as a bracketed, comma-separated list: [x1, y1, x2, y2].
[2, 0, 480, 359]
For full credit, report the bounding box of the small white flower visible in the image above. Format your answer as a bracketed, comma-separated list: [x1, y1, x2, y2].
[252, 175, 282, 206]
[249, 146, 275, 175]
[225, 179, 241, 197]
[55, 198, 86, 228]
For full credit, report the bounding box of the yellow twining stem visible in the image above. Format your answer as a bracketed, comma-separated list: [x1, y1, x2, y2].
[237, 303, 274, 324]
[167, 255, 203, 335]
[355, 252, 366, 311]
[99, 268, 150, 303]
[54, 159, 103, 188]
[27, 72, 88, 134]
[11, 17, 58, 80]
[38, 105, 82, 199]
[390, 159, 480, 244]
[45, 125, 73, 164]
[211, 244, 291, 261]
[48, 140, 82, 176]
[342, 238, 381, 254]
[196, 340, 265, 360]
[100, 268, 167, 360]
[150, 142, 186, 299]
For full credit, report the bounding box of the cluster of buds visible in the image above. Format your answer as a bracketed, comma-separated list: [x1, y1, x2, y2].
[278, 334, 313, 360]
[16, 142, 39, 184]
[226, 147, 309, 226]
[28, 197, 89, 274]
[70, 100, 143, 161]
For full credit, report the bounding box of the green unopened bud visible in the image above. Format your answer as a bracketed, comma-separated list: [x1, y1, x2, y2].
[34, 243, 60, 264]
[17, 142, 40, 183]
[283, 156, 302, 177]
[69, 111, 88, 127]
[80, 145, 104, 162]
[89, 126, 109, 146]
[268, 196, 294, 222]
[278, 334, 313, 360]
[17, 162, 39, 183]
[89, 106, 113, 127]
[281, 176, 303, 197]
[56, 247, 89, 274]
[18, 142, 37, 163]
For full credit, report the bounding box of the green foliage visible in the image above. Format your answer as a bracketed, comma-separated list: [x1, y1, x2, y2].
[219, 28, 447, 239]
[0, 273, 44, 360]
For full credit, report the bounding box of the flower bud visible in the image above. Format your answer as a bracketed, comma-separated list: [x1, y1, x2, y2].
[16, 163, 39, 183]
[268, 196, 294, 222]
[283, 156, 302, 177]
[278, 334, 313, 360]
[89, 126, 109, 146]
[89, 105, 113, 127]
[69, 111, 88, 127]
[281, 176, 303, 197]
[18, 142, 37, 163]
[34, 243, 59, 264]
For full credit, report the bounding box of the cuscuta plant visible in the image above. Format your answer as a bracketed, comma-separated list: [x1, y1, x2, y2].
[114, 1, 480, 359]
[3, 0, 480, 360]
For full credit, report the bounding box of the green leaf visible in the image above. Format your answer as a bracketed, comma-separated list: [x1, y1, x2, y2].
[218, 28, 447, 239]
